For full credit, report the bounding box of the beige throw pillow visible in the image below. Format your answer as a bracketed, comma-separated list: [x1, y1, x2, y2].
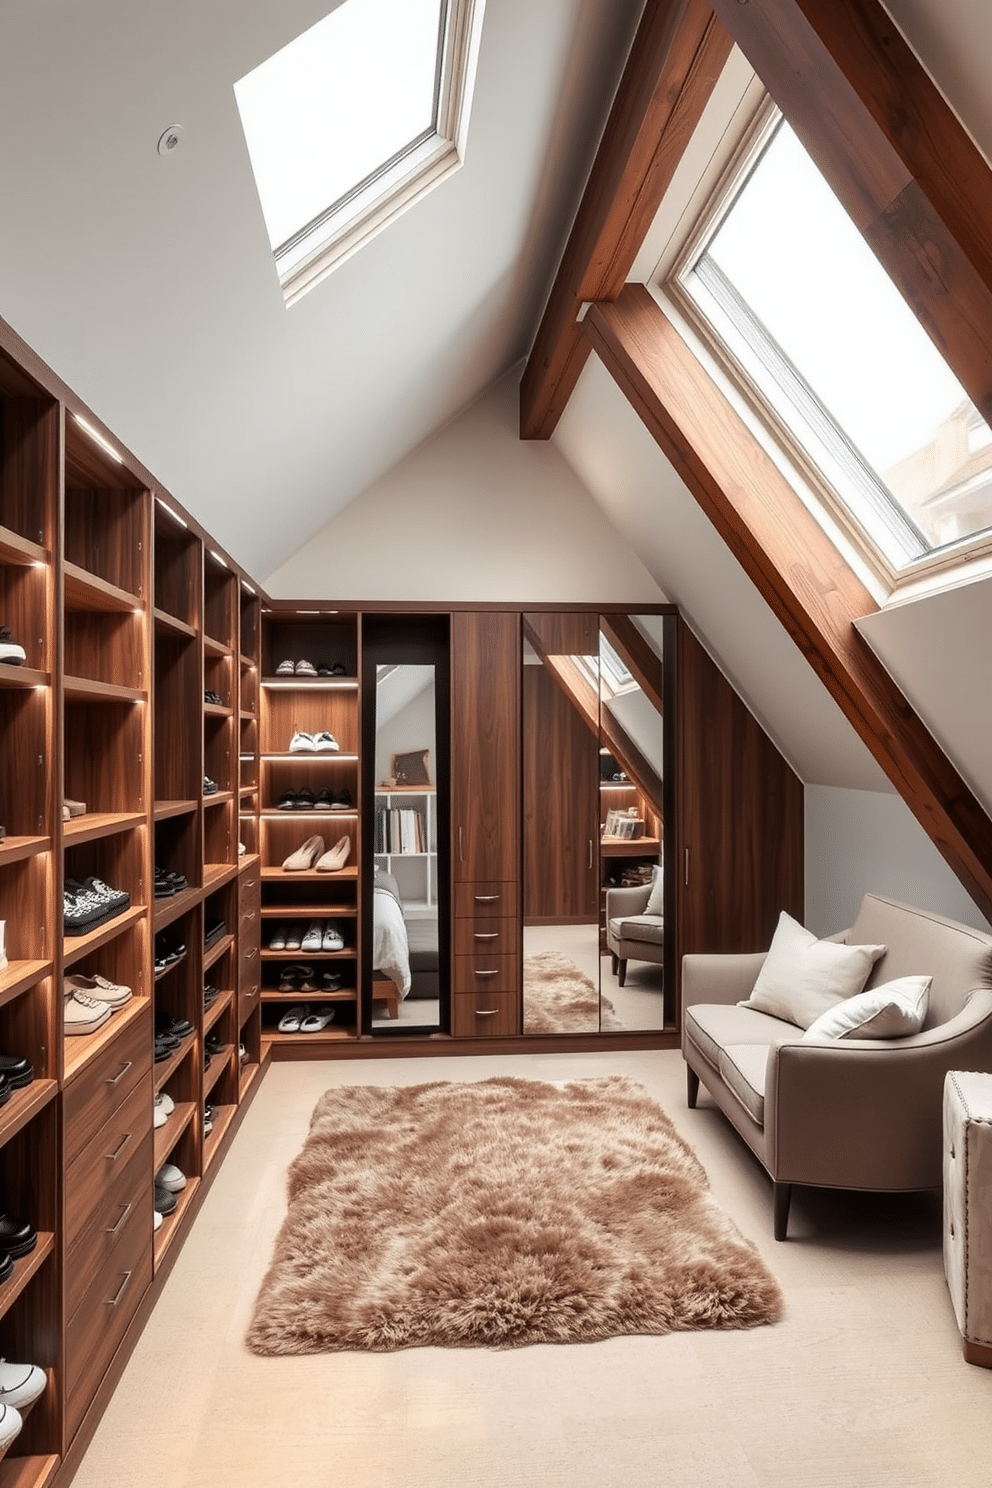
[801, 975, 931, 1041]
[739, 911, 886, 1030]
[645, 863, 664, 917]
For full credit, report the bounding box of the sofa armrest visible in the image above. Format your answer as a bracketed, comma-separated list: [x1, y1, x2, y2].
[682, 951, 768, 1009]
[605, 884, 651, 918]
[764, 989, 992, 1189]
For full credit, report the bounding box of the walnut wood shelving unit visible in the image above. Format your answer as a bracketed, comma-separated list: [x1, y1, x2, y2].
[0, 316, 269, 1488]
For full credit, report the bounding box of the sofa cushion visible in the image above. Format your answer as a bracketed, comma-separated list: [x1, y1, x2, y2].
[802, 975, 931, 1041]
[614, 914, 664, 945]
[684, 1002, 797, 1071]
[646, 864, 665, 916]
[718, 1044, 770, 1125]
[846, 894, 992, 1030]
[739, 911, 886, 1029]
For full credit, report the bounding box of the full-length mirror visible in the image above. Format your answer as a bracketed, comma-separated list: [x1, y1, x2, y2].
[598, 615, 665, 1029]
[521, 612, 665, 1034]
[362, 617, 449, 1035]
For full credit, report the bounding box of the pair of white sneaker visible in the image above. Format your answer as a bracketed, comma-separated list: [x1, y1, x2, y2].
[288, 729, 339, 753]
[0, 1360, 47, 1449]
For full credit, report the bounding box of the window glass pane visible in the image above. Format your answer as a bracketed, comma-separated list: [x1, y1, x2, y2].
[690, 121, 992, 565]
[236, 0, 444, 253]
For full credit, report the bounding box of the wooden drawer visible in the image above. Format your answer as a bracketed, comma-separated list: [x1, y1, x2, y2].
[63, 1008, 151, 1168]
[65, 1131, 152, 1323]
[454, 881, 517, 919]
[238, 869, 260, 917]
[454, 916, 518, 957]
[453, 953, 519, 996]
[452, 991, 518, 1038]
[66, 1071, 152, 1242]
[65, 1195, 152, 1441]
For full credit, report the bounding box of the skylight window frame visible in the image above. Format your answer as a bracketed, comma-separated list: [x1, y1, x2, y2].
[265, 0, 485, 307]
[660, 96, 992, 593]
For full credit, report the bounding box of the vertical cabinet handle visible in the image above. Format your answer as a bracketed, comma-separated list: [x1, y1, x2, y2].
[684, 847, 690, 886]
[588, 839, 593, 870]
[459, 826, 464, 863]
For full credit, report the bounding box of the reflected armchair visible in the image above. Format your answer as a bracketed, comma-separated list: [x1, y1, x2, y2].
[605, 882, 664, 986]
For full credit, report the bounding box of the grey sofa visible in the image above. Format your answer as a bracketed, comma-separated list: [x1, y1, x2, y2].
[605, 882, 664, 985]
[681, 893, 992, 1238]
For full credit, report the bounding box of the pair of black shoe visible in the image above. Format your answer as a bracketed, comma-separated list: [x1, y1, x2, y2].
[0, 1212, 37, 1282]
[154, 934, 186, 976]
[154, 867, 187, 898]
[154, 1010, 193, 1061]
[203, 689, 223, 705]
[203, 983, 219, 1010]
[204, 919, 226, 950]
[0, 1056, 33, 1108]
[63, 876, 131, 935]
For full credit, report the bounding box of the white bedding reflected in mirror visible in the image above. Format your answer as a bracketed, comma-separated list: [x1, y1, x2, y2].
[371, 663, 441, 1030]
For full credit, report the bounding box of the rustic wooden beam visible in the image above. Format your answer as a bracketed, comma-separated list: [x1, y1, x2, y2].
[520, 0, 732, 439]
[583, 284, 992, 922]
[708, 0, 992, 423]
[600, 612, 664, 715]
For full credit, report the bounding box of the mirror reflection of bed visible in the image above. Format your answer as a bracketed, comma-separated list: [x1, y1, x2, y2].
[371, 661, 441, 1032]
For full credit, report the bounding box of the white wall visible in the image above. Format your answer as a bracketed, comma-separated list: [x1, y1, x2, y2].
[805, 784, 992, 935]
[264, 368, 667, 605]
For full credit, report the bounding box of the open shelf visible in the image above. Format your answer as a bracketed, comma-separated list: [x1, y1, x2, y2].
[62, 811, 145, 847]
[63, 562, 141, 614]
[62, 904, 144, 968]
[62, 997, 147, 1084]
[153, 1100, 195, 1172]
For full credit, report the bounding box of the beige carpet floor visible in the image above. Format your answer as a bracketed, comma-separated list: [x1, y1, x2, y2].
[71, 1048, 992, 1488]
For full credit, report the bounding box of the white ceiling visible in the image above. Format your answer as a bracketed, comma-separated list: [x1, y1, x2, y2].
[0, 0, 643, 578]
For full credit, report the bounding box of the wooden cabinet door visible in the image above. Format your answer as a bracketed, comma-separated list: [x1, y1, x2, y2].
[523, 659, 598, 920]
[450, 611, 521, 883]
[674, 618, 804, 1018]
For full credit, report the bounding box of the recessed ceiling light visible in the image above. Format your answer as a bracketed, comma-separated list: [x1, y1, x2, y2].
[157, 124, 184, 156]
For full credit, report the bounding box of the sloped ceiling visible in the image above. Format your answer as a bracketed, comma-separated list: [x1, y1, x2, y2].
[0, 0, 644, 578]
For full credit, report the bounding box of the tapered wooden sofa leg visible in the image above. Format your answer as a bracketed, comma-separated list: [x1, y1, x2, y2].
[617, 958, 627, 986]
[686, 1065, 699, 1108]
[773, 1182, 792, 1241]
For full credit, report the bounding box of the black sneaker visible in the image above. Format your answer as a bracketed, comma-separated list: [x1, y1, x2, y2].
[0, 1055, 33, 1090]
[0, 1213, 36, 1259]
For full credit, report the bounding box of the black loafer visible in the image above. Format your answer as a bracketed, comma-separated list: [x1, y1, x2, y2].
[0, 1214, 36, 1259]
[0, 1252, 12, 1284]
[0, 1075, 11, 1109]
[0, 1055, 33, 1090]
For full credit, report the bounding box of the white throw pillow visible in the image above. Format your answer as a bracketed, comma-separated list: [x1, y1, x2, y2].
[645, 863, 664, 916]
[739, 911, 886, 1030]
[801, 975, 931, 1041]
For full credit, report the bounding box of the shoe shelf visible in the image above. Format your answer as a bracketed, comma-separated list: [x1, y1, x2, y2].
[152, 1034, 195, 1094]
[203, 700, 232, 719]
[153, 1177, 199, 1270]
[0, 526, 47, 569]
[0, 666, 50, 694]
[0, 839, 49, 868]
[152, 799, 198, 823]
[202, 1103, 236, 1170]
[62, 997, 147, 1085]
[153, 887, 198, 933]
[0, 1451, 59, 1488]
[61, 675, 145, 705]
[203, 930, 235, 972]
[153, 607, 196, 641]
[202, 636, 232, 660]
[203, 790, 234, 807]
[0, 1081, 58, 1150]
[153, 1100, 195, 1172]
[263, 986, 358, 1004]
[62, 812, 145, 848]
[204, 987, 234, 1034]
[203, 1047, 234, 1102]
[62, 563, 141, 616]
[0, 964, 53, 1013]
[0, 1233, 55, 1325]
[260, 864, 358, 881]
[62, 905, 144, 970]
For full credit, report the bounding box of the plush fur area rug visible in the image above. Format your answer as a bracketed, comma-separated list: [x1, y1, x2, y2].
[523, 951, 625, 1033]
[246, 1076, 782, 1355]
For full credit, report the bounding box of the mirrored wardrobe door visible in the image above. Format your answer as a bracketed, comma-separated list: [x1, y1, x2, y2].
[521, 612, 603, 1034]
[598, 614, 666, 1031]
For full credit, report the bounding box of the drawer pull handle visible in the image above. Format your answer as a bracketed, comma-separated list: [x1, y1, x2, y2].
[474, 932, 499, 940]
[474, 969, 499, 978]
[474, 894, 499, 903]
[104, 1132, 132, 1162]
[106, 1060, 133, 1088]
[107, 1270, 133, 1308]
[245, 947, 258, 960]
[476, 1008, 499, 1017]
[106, 1202, 132, 1237]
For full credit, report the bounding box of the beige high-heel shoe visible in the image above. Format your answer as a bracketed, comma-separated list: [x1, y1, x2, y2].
[282, 835, 325, 872]
[315, 836, 351, 872]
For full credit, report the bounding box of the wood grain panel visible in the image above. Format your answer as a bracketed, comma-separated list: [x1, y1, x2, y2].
[63, 1008, 151, 1164]
[585, 287, 992, 921]
[452, 954, 520, 996]
[453, 881, 518, 918]
[707, 0, 992, 425]
[451, 991, 518, 1037]
[521, 0, 733, 437]
[0, 394, 58, 548]
[451, 612, 521, 883]
[453, 916, 518, 956]
[522, 661, 598, 921]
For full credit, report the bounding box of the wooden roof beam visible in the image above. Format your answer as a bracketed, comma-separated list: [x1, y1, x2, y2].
[583, 285, 992, 923]
[519, 0, 732, 440]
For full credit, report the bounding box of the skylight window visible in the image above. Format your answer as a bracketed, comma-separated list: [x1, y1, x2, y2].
[235, 0, 484, 305]
[675, 114, 992, 575]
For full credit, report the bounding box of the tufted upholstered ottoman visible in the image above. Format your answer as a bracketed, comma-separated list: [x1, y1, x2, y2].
[943, 1070, 992, 1367]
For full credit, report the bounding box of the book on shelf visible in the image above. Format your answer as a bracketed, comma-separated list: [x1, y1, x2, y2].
[375, 805, 425, 854]
[603, 808, 645, 840]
